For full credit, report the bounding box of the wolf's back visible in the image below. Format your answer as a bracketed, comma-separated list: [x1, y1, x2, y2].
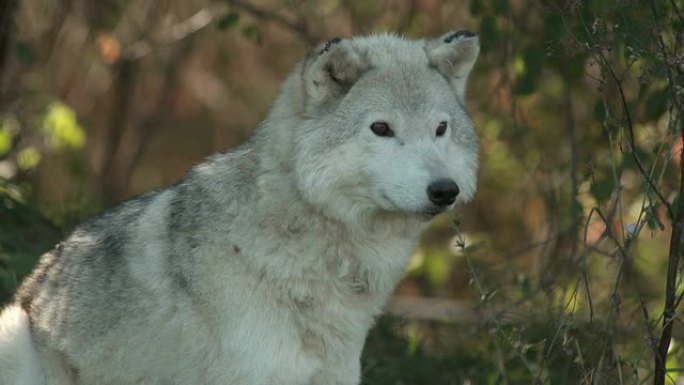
[0, 190, 163, 384]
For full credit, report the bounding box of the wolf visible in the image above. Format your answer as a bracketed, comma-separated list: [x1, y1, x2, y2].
[0, 31, 480, 385]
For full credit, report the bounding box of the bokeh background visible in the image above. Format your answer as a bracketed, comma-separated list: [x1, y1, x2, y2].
[1, 0, 683, 384]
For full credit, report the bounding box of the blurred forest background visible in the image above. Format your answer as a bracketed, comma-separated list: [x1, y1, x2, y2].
[0, 0, 683, 384]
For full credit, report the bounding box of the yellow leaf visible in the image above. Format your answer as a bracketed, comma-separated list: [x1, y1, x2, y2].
[0, 129, 11, 155]
[42, 102, 85, 150]
[17, 147, 41, 170]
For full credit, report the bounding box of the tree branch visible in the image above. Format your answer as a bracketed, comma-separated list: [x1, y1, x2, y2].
[654, 128, 684, 385]
[124, 4, 228, 60]
[225, 0, 316, 45]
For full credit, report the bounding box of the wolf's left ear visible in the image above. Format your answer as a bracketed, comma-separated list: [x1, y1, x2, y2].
[426, 30, 480, 100]
[304, 38, 370, 105]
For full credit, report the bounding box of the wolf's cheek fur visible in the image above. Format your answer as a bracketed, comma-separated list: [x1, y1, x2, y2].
[446, 117, 480, 204]
[445, 142, 479, 203]
[294, 136, 374, 223]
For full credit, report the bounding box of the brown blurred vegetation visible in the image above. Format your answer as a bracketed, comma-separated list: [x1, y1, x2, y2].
[1, 0, 684, 384]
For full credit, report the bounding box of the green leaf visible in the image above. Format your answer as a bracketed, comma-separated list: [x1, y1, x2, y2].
[479, 16, 499, 53]
[242, 25, 262, 43]
[622, 147, 652, 171]
[520, 275, 533, 297]
[469, 0, 482, 16]
[513, 72, 536, 95]
[491, 0, 509, 15]
[669, 194, 680, 221]
[644, 86, 669, 121]
[543, 14, 565, 41]
[593, 100, 608, 123]
[513, 47, 544, 95]
[645, 205, 664, 231]
[571, 199, 584, 221]
[590, 177, 614, 202]
[14, 42, 32, 64]
[217, 12, 240, 30]
[522, 46, 544, 76]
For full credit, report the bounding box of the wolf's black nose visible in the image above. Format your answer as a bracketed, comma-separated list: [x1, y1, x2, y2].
[427, 179, 459, 206]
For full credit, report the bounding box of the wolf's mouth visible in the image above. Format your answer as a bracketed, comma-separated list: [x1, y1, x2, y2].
[419, 207, 448, 218]
[379, 191, 449, 219]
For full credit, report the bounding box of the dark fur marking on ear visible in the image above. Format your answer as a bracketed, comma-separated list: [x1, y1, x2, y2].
[319, 37, 342, 55]
[16, 244, 64, 315]
[444, 30, 475, 43]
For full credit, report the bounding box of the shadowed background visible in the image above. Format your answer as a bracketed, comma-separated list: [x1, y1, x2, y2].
[1, 0, 683, 384]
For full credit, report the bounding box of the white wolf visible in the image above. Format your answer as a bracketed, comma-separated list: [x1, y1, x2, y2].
[0, 31, 480, 385]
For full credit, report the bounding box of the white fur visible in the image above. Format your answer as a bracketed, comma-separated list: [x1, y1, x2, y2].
[0, 305, 43, 384]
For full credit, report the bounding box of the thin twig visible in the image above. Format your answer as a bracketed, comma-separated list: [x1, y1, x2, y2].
[226, 0, 316, 45]
[124, 4, 228, 59]
[562, 60, 580, 260]
[600, 56, 673, 219]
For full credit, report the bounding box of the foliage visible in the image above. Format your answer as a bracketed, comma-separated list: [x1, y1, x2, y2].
[1, 0, 683, 383]
[0, 188, 61, 304]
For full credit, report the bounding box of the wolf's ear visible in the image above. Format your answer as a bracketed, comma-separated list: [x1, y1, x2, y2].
[425, 30, 480, 100]
[304, 38, 369, 104]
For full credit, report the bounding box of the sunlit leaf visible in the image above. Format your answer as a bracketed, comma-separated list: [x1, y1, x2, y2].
[424, 251, 450, 286]
[41, 102, 86, 150]
[16, 147, 41, 170]
[513, 55, 525, 75]
[405, 324, 420, 356]
[0, 129, 11, 156]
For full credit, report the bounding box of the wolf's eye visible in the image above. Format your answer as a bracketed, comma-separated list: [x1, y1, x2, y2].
[370, 122, 394, 137]
[436, 122, 448, 137]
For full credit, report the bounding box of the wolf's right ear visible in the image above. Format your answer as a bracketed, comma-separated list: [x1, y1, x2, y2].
[425, 30, 480, 100]
[303, 38, 369, 105]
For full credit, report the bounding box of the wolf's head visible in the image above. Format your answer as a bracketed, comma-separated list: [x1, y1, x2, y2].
[279, 32, 480, 225]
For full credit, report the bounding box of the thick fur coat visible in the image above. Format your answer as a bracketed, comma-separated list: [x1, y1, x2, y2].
[0, 31, 480, 385]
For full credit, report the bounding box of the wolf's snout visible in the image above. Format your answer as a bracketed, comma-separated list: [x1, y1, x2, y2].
[427, 179, 460, 206]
